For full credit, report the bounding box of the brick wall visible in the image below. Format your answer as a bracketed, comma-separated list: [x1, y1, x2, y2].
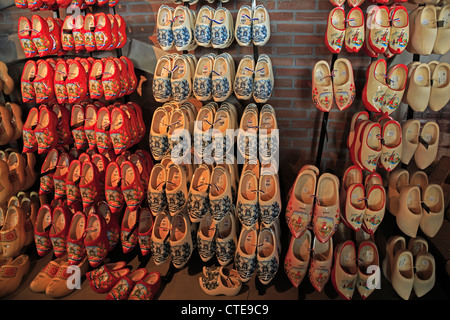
[0, 0, 449, 192]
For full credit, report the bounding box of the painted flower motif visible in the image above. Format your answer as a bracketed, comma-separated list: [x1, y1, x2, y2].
[215, 238, 235, 264]
[210, 195, 234, 222]
[252, 25, 268, 44]
[260, 201, 281, 226]
[187, 193, 210, 221]
[195, 25, 212, 44]
[67, 242, 85, 263]
[157, 28, 174, 48]
[193, 77, 212, 98]
[235, 251, 257, 280]
[197, 237, 215, 261]
[173, 26, 190, 49]
[121, 230, 138, 252]
[236, 25, 252, 45]
[21, 82, 35, 102]
[170, 242, 192, 267]
[254, 79, 273, 101]
[237, 201, 259, 228]
[211, 25, 228, 46]
[151, 240, 170, 264]
[153, 78, 172, 100]
[171, 79, 190, 103]
[212, 78, 230, 99]
[257, 256, 278, 283]
[167, 190, 186, 214]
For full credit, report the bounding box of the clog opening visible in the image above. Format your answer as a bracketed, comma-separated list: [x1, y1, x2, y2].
[196, 108, 213, 132]
[331, 8, 345, 30]
[292, 233, 310, 261]
[258, 229, 274, 258]
[49, 208, 66, 236]
[74, 15, 84, 29]
[383, 122, 401, 147]
[68, 62, 81, 81]
[398, 253, 413, 278]
[366, 124, 382, 151]
[210, 169, 226, 197]
[340, 243, 357, 274]
[96, 109, 110, 130]
[421, 6, 436, 29]
[110, 109, 123, 131]
[433, 64, 449, 88]
[124, 208, 137, 230]
[410, 171, 428, 191]
[213, 110, 230, 133]
[139, 209, 153, 233]
[314, 62, 332, 86]
[421, 123, 438, 145]
[158, 6, 172, 26]
[317, 176, 337, 206]
[82, 162, 94, 184]
[388, 66, 407, 91]
[405, 121, 420, 144]
[415, 256, 433, 280]
[350, 185, 365, 210]
[392, 8, 408, 28]
[348, 8, 363, 28]
[43, 149, 58, 172]
[145, 272, 160, 285]
[240, 228, 257, 255]
[19, 18, 31, 34]
[84, 14, 95, 31]
[407, 188, 422, 214]
[294, 172, 315, 205]
[55, 153, 70, 177]
[154, 215, 170, 239]
[424, 186, 442, 212]
[150, 165, 165, 190]
[166, 165, 181, 191]
[333, 60, 350, 87]
[170, 214, 186, 241]
[71, 106, 84, 126]
[358, 244, 377, 271]
[259, 175, 276, 202]
[414, 65, 430, 87]
[36, 207, 52, 233]
[85, 215, 100, 242]
[67, 161, 81, 183]
[32, 16, 43, 33]
[196, 57, 212, 77]
[168, 111, 185, 135]
[193, 166, 210, 192]
[69, 214, 85, 240]
[85, 106, 97, 129]
[63, 16, 74, 31]
[367, 187, 384, 211]
[199, 214, 215, 237]
[24, 107, 38, 129]
[240, 172, 257, 201]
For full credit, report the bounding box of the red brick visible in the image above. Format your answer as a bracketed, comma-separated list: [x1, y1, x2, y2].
[278, 0, 315, 10]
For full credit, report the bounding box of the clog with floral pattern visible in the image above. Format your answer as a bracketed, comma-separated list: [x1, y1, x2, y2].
[121, 161, 145, 212]
[94, 13, 112, 50]
[105, 161, 125, 214]
[34, 204, 53, 257]
[66, 60, 88, 104]
[102, 59, 121, 101]
[84, 212, 110, 268]
[33, 60, 55, 104]
[18, 17, 37, 58]
[34, 106, 58, 154]
[106, 268, 148, 300]
[79, 161, 102, 209]
[95, 106, 113, 154]
[66, 212, 87, 265]
[31, 15, 53, 57]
